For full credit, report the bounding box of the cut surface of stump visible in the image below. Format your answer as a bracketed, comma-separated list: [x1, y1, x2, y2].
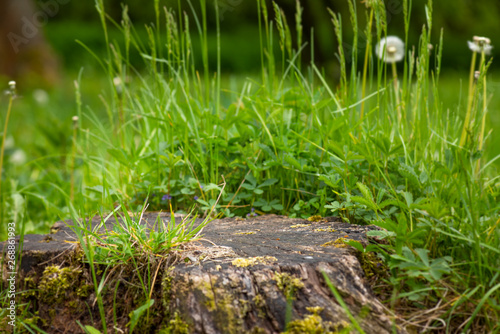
[1, 213, 403, 333]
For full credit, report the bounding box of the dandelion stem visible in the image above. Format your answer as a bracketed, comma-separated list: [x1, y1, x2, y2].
[477, 52, 488, 175]
[392, 61, 401, 123]
[460, 51, 477, 147]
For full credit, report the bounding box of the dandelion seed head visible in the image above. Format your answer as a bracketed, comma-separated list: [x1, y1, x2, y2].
[8, 81, 16, 91]
[375, 36, 405, 63]
[9, 149, 27, 166]
[4, 136, 14, 150]
[113, 77, 124, 94]
[468, 36, 493, 55]
[33, 89, 49, 105]
[473, 36, 491, 45]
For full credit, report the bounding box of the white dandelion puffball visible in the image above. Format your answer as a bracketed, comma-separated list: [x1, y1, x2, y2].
[33, 89, 49, 105]
[9, 149, 27, 166]
[468, 36, 493, 55]
[376, 36, 405, 63]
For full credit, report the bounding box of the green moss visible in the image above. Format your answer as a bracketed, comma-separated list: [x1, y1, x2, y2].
[253, 294, 267, 318]
[21, 276, 37, 298]
[274, 272, 304, 300]
[239, 298, 250, 316]
[165, 311, 189, 334]
[217, 293, 242, 333]
[161, 266, 175, 309]
[48, 308, 56, 319]
[76, 284, 92, 298]
[358, 305, 371, 319]
[202, 278, 217, 311]
[38, 265, 82, 304]
[67, 300, 79, 309]
[22, 313, 43, 330]
[357, 251, 387, 280]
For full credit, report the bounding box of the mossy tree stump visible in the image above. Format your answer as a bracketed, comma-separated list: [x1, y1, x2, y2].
[1, 213, 404, 333]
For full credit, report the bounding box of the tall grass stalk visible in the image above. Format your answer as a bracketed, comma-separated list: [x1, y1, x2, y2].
[70, 116, 79, 201]
[0, 82, 15, 207]
[359, 7, 373, 125]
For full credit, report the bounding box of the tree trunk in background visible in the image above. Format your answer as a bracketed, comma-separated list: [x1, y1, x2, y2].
[0, 0, 60, 88]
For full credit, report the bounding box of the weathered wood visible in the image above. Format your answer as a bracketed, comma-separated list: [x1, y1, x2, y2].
[1, 213, 403, 333]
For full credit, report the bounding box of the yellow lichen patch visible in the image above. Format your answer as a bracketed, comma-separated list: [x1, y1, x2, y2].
[307, 215, 323, 222]
[285, 307, 324, 334]
[284, 307, 350, 334]
[321, 238, 351, 248]
[201, 278, 217, 311]
[166, 311, 189, 334]
[358, 251, 387, 280]
[253, 294, 267, 318]
[274, 272, 304, 300]
[313, 227, 336, 233]
[234, 231, 256, 235]
[232, 256, 277, 267]
[290, 224, 310, 228]
[41, 236, 54, 243]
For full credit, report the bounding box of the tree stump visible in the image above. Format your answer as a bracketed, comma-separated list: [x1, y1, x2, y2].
[1, 213, 404, 333]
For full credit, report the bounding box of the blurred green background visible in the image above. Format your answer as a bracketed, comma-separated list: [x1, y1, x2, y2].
[38, 0, 500, 73]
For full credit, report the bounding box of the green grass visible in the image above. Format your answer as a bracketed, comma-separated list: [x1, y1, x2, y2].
[1, 0, 499, 332]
